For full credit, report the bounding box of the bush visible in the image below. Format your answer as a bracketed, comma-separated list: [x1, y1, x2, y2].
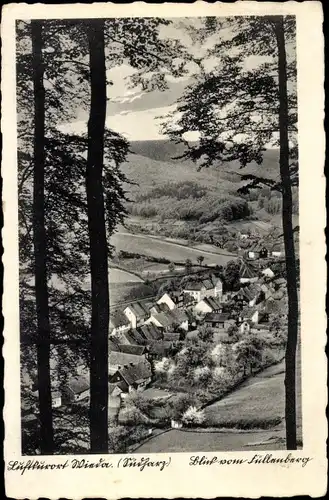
[108, 426, 131, 453]
[182, 406, 206, 426]
[168, 393, 197, 420]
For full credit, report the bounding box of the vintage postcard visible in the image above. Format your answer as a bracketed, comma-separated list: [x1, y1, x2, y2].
[2, 1, 326, 498]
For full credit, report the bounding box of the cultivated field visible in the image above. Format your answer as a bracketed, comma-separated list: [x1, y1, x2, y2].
[111, 232, 235, 267]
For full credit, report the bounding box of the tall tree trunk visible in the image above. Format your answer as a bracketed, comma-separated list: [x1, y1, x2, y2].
[31, 20, 54, 454]
[86, 19, 109, 453]
[273, 16, 299, 450]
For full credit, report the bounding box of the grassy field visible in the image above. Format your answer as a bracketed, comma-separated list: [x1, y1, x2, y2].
[135, 348, 302, 453]
[110, 268, 144, 284]
[204, 350, 302, 436]
[111, 232, 235, 267]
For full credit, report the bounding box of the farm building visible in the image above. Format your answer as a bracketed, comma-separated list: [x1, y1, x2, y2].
[109, 362, 152, 394]
[246, 243, 268, 260]
[109, 351, 149, 372]
[149, 302, 171, 315]
[183, 274, 223, 302]
[137, 323, 164, 342]
[123, 302, 150, 329]
[239, 259, 259, 284]
[194, 296, 222, 314]
[204, 312, 231, 329]
[62, 376, 90, 404]
[110, 343, 148, 356]
[145, 309, 189, 332]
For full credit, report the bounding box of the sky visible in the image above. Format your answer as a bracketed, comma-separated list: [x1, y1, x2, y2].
[59, 17, 296, 143]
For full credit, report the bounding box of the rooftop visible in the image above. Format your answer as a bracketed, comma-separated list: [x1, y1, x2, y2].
[125, 301, 149, 319]
[109, 351, 147, 369]
[110, 311, 130, 329]
[67, 376, 89, 395]
[204, 312, 230, 323]
[117, 362, 152, 386]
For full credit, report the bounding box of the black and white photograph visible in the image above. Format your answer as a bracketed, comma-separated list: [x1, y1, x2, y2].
[2, 3, 326, 497]
[16, 13, 304, 456]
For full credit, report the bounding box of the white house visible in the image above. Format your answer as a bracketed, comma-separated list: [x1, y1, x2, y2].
[109, 311, 131, 336]
[123, 302, 149, 329]
[52, 391, 62, 408]
[240, 307, 259, 325]
[183, 276, 223, 302]
[145, 309, 189, 332]
[194, 296, 222, 315]
[156, 292, 177, 311]
[261, 267, 275, 279]
[239, 320, 251, 334]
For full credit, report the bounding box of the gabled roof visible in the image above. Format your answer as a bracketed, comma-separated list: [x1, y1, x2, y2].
[204, 312, 230, 323]
[239, 283, 262, 302]
[151, 303, 171, 313]
[184, 278, 215, 291]
[125, 301, 149, 318]
[110, 311, 130, 329]
[116, 344, 147, 355]
[117, 362, 152, 386]
[200, 296, 222, 310]
[67, 376, 89, 395]
[163, 332, 180, 342]
[138, 324, 163, 341]
[241, 306, 259, 319]
[239, 259, 258, 279]
[109, 351, 147, 369]
[109, 380, 127, 395]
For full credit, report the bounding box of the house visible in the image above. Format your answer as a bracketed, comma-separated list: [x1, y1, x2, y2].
[145, 309, 189, 332]
[246, 242, 268, 260]
[118, 328, 148, 346]
[271, 243, 284, 258]
[149, 302, 170, 315]
[239, 306, 259, 324]
[183, 276, 223, 302]
[261, 267, 275, 279]
[156, 292, 177, 311]
[52, 391, 62, 408]
[109, 351, 149, 372]
[137, 324, 164, 342]
[163, 332, 181, 342]
[204, 312, 231, 329]
[239, 259, 259, 284]
[237, 283, 263, 307]
[273, 277, 286, 289]
[239, 320, 251, 334]
[109, 311, 131, 336]
[194, 296, 222, 314]
[62, 376, 89, 404]
[111, 344, 148, 356]
[109, 362, 152, 394]
[123, 302, 149, 329]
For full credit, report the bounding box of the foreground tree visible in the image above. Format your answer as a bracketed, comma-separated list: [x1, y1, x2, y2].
[163, 15, 298, 449]
[31, 20, 54, 454]
[85, 19, 109, 453]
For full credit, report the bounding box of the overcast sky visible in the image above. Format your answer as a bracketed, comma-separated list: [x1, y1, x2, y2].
[59, 17, 295, 142]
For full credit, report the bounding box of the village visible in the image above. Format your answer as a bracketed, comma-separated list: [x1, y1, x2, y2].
[21, 233, 293, 453]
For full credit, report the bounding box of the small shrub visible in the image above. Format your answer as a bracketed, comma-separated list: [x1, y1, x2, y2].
[182, 406, 206, 426]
